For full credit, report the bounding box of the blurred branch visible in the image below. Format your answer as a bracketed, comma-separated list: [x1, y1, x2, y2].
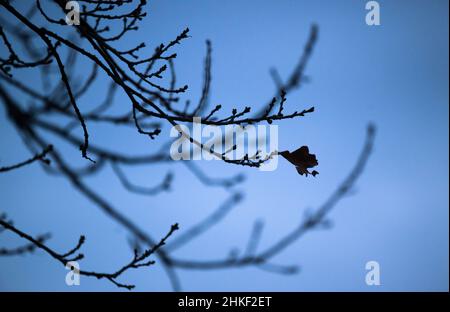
[169, 124, 375, 270]
[111, 162, 173, 196]
[166, 193, 243, 251]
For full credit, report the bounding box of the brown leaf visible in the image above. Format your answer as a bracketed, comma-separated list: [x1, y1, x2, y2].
[280, 146, 319, 177]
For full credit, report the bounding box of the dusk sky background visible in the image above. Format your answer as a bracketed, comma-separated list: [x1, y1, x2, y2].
[0, 0, 448, 291]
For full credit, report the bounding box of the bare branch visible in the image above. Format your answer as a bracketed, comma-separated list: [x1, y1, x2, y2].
[0, 217, 178, 290]
[0, 145, 53, 173]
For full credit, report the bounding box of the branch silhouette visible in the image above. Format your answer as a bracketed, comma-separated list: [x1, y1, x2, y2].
[0, 216, 178, 289]
[0, 0, 375, 291]
[0, 144, 52, 172]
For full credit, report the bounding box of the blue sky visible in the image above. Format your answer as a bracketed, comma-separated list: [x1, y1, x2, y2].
[0, 0, 448, 291]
